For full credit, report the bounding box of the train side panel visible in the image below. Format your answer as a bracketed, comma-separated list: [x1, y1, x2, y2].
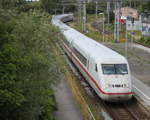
[88, 57, 103, 98]
[52, 14, 133, 102]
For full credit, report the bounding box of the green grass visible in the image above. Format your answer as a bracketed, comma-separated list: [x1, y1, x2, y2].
[70, 14, 115, 43]
[138, 36, 150, 46]
[72, 14, 150, 47]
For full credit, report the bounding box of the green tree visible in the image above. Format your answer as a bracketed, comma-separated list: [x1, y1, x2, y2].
[140, 1, 150, 13]
[0, 9, 26, 120]
[0, 0, 25, 9]
[0, 9, 61, 120]
[40, 0, 61, 13]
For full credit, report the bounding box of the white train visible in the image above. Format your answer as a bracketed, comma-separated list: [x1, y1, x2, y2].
[52, 14, 133, 101]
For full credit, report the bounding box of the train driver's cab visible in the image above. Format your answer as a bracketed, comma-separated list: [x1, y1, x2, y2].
[101, 64, 128, 75]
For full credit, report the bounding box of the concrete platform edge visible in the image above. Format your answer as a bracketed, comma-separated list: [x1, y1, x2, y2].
[132, 76, 150, 106]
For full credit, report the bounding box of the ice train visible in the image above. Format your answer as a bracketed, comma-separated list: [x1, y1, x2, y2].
[52, 14, 133, 101]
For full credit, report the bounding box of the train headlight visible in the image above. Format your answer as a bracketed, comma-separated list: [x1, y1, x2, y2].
[124, 84, 127, 87]
[107, 84, 113, 88]
[124, 84, 129, 88]
[108, 84, 111, 88]
[106, 84, 110, 88]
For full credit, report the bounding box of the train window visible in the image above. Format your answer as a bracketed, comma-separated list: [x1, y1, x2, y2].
[102, 64, 115, 74]
[115, 64, 128, 74]
[73, 47, 87, 66]
[102, 64, 128, 75]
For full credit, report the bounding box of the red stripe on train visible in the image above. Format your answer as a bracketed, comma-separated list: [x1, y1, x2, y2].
[63, 42, 133, 95]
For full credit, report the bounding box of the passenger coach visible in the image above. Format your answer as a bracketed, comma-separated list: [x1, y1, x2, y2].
[52, 14, 133, 101]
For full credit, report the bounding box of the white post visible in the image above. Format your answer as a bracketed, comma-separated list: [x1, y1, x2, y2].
[78, 1, 81, 24]
[95, 1, 98, 19]
[62, 6, 65, 14]
[117, 2, 120, 43]
[125, 20, 128, 58]
[100, 13, 105, 43]
[81, 1, 83, 32]
[103, 13, 105, 43]
[130, 0, 132, 7]
[83, 0, 86, 32]
[114, 2, 117, 42]
[107, 1, 110, 25]
[131, 24, 134, 48]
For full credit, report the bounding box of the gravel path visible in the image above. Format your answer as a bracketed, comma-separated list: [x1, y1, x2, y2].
[54, 75, 83, 120]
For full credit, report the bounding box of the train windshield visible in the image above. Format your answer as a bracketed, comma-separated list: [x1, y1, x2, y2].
[102, 64, 128, 75]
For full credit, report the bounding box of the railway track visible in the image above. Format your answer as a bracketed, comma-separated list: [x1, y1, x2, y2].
[79, 74, 150, 120]
[56, 40, 150, 120]
[82, 78, 150, 120]
[101, 98, 150, 120]
[92, 22, 112, 35]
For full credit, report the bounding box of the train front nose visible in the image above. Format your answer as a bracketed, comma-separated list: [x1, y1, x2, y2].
[104, 94, 133, 102]
[102, 86, 133, 102]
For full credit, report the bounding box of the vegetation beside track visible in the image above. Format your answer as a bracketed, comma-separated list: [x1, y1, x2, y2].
[69, 15, 105, 43]
[0, 9, 62, 120]
[137, 37, 150, 46]
[70, 14, 128, 43]
[0, 0, 78, 119]
[72, 14, 150, 47]
[49, 34, 100, 120]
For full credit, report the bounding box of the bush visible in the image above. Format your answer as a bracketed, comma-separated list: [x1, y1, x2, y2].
[139, 36, 150, 46]
[0, 9, 61, 120]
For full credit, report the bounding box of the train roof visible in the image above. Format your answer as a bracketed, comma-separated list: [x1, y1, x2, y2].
[52, 14, 128, 64]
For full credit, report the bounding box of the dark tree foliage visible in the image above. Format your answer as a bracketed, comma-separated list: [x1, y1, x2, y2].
[0, 9, 61, 120]
[65, 4, 76, 13]
[87, 2, 95, 14]
[0, 0, 26, 9]
[140, 1, 150, 13]
[40, 0, 60, 13]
